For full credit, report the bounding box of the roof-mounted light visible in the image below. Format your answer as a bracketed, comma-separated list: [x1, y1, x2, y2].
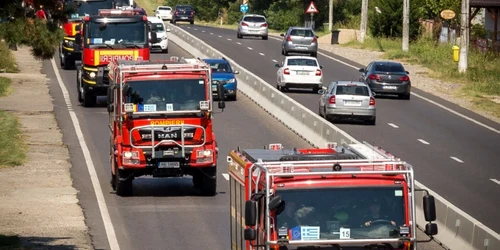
[268, 143, 283, 150]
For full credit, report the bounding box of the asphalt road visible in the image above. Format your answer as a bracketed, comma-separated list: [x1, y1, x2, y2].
[42, 41, 448, 250]
[173, 24, 500, 233]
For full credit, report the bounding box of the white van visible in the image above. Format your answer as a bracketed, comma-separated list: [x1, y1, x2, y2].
[147, 16, 170, 53]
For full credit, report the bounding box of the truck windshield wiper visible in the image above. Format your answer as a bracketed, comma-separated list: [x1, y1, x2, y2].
[94, 43, 114, 49]
[123, 44, 141, 48]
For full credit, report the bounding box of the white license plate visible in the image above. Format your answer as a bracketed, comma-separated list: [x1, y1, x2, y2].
[344, 100, 362, 105]
[383, 86, 397, 90]
[181, 17, 188, 19]
[297, 46, 307, 50]
[158, 162, 180, 168]
[297, 71, 309, 75]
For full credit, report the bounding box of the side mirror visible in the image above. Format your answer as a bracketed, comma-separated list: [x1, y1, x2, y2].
[244, 228, 256, 241]
[423, 195, 436, 221]
[150, 32, 158, 43]
[269, 195, 283, 210]
[107, 87, 114, 104]
[244, 200, 257, 227]
[218, 101, 225, 110]
[75, 24, 81, 31]
[372, 92, 376, 97]
[107, 104, 114, 113]
[280, 34, 284, 37]
[166, 28, 171, 32]
[318, 89, 325, 94]
[274, 63, 280, 68]
[405, 71, 410, 74]
[320, 65, 323, 69]
[315, 35, 319, 38]
[75, 33, 82, 45]
[425, 223, 438, 236]
[233, 70, 239, 74]
[218, 81, 226, 109]
[358, 68, 365, 72]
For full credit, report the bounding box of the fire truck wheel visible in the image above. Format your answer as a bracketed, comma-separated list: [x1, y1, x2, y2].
[200, 167, 217, 196]
[82, 91, 96, 107]
[76, 72, 83, 103]
[114, 169, 133, 197]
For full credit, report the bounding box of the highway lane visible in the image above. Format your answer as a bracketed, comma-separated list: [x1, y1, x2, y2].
[42, 40, 448, 250]
[174, 24, 500, 233]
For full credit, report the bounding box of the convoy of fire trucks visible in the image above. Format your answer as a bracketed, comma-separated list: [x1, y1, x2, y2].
[106, 57, 226, 196]
[227, 142, 438, 250]
[56, 2, 440, 248]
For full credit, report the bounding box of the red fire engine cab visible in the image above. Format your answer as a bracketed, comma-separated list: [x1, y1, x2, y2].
[106, 57, 226, 197]
[227, 142, 438, 250]
[59, 0, 114, 70]
[74, 8, 157, 107]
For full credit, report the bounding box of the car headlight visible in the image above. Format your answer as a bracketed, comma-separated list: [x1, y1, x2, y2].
[227, 78, 235, 83]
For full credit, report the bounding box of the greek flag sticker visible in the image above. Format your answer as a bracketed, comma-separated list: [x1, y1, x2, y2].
[301, 226, 320, 240]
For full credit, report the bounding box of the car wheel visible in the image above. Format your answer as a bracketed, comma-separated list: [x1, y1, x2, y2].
[401, 93, 411, 100]
[319, 105, 323, 117]
[190, 21, 194, 25]
[262, 35, 268, 40]
[284, 49, 289, 56]
[311, 52, 317, 57]
[367, 117, 376, 125]
[237, 32, 242, 39]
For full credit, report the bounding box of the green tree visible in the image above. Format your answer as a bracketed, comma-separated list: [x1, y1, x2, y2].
[368, 0, 423, 40]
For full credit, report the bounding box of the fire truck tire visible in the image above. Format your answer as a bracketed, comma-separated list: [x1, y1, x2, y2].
[82, 91, 96, 107]
[114, 170, 133, 196]
[76, 72, 83, 103]
[200, 167, 217, 196]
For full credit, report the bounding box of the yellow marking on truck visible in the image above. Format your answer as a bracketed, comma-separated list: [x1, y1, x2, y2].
[149, 120, 185, 125]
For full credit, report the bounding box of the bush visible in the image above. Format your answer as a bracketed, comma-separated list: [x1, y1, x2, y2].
[0, 41, 18, 73]
[264, 0, 303, 31]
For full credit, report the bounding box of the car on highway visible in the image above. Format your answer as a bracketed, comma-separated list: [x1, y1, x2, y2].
[147, 16, 170, 53]
[236, 14, 268, 40]
[280, 27, 319, 57]
[202, 57, 240, 101]
[275, 56, 323, 93]
[358, 60, 411, 100]
[171, 4, 195, 24]
[154, 5, 172, 21]
[318, 81, 376, 125]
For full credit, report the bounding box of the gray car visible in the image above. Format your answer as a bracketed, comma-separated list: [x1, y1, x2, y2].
[318, 81, 376, 125]
[280, 27, 318, 57]
[359, 61, 411, 100]
[237, 14, 268, 40]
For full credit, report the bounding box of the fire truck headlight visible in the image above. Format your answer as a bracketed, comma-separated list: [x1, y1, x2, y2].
[196, 149, 212, 158]
[68, 40, 74, 47]
[89, 72, 96, 79]
[123, 151, 139, 159]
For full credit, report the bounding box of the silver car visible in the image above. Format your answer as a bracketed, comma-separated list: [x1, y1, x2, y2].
[237, 14, 268, 40]
[281, 27, 318, 57]
[318, 81, 376, 125]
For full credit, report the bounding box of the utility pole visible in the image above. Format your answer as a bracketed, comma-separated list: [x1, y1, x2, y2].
[328, 0, 333, 31]
[402, 0, 409, 52]
[359, 0, 368, 43]
[458, 0, 469, 73]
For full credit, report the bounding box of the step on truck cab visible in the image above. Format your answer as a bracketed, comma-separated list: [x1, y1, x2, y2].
[107, 57, 227, 197]
[60, 0, 115, 70]
[227, 142, 438, 250]
[74, 8, 157, 107]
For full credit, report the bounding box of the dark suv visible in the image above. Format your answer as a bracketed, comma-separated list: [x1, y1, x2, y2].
[171, 5, 195, 24]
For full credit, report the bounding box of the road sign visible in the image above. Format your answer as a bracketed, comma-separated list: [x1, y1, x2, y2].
[305, 1, 319, 14]
[440, 9, 456, 20]
[243, 0, 248, 4]
[240, 4, 248, 13]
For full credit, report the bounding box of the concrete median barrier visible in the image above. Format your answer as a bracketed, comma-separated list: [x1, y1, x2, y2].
[167, 24, 500, 250]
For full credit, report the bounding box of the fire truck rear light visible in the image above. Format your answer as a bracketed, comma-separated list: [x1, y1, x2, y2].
[124, 103, 134, 112]
[268, 143, 283, 150]
[200, 101, 209, 111]
[325, 142, 337, 149]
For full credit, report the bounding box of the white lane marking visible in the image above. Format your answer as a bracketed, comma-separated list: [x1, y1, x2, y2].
[450, 156, 464, 163]
[201, 30, 206, 32]
[272, 59, 278, 63]
[222, 173, 229, 181]
[50, 59, 120, 250]
[247, 47, 253, 50]
[490, 179, 500, 185]
[417, 139, 430, 145]
[259, 52, 265, 56]
[227, 38, 232, 41]
[186, 26, 191, 29]
[236, 42, 241, 45]
[218, 35, 222, 38]
[210, 32, 214, 35]
[271, 34, 500, 134]
[388, 123, 399, 128]
[193, 28, 198, 30]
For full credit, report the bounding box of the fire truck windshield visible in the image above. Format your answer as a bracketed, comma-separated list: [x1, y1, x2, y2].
[275, 187, 406, 242]
[87, 21, 147, 46]
[66, 0, 114, 18]
[124, 79, 207, 112]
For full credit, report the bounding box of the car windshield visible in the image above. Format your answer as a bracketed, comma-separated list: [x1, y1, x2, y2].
[336, 85, 370, 96]
[207, 62, 232, 73]
[275, 187, 406, 242]
[87, 21, 147, 45]
[114, 0, 130, 7]
[66, 0, 114, 18]
[374, 63, 406, 73]
[149, 22, 165, 32]
[124, 79, 207, 112]
[243, 16, 266, 23]
[287, 58, 317, 66]
[159, 7, 171, 10]
[290, 29, 314, 37]
[177, 6, 193, 11]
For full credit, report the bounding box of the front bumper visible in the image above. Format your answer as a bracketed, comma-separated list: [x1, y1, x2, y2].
[81, 65, 110, 95]
[150, 38, 168, 52]
[211, 80, 237, 98]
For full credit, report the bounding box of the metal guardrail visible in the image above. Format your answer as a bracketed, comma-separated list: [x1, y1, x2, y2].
[167, 24, 500, 250]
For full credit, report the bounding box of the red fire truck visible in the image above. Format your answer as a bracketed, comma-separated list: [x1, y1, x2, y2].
[59, 0, 115, 70]
[106, 57, 226, 197]
[74, 9, 157, 107]
[227, 142, 438, 250]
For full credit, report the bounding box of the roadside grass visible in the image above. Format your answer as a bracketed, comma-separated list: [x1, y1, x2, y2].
[0, 41, 19, 73]
[134, 0, 163, 16]
[343, 37, 500, 118]
[0, 234, 23, 249]
[0, 77, 12, 97]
